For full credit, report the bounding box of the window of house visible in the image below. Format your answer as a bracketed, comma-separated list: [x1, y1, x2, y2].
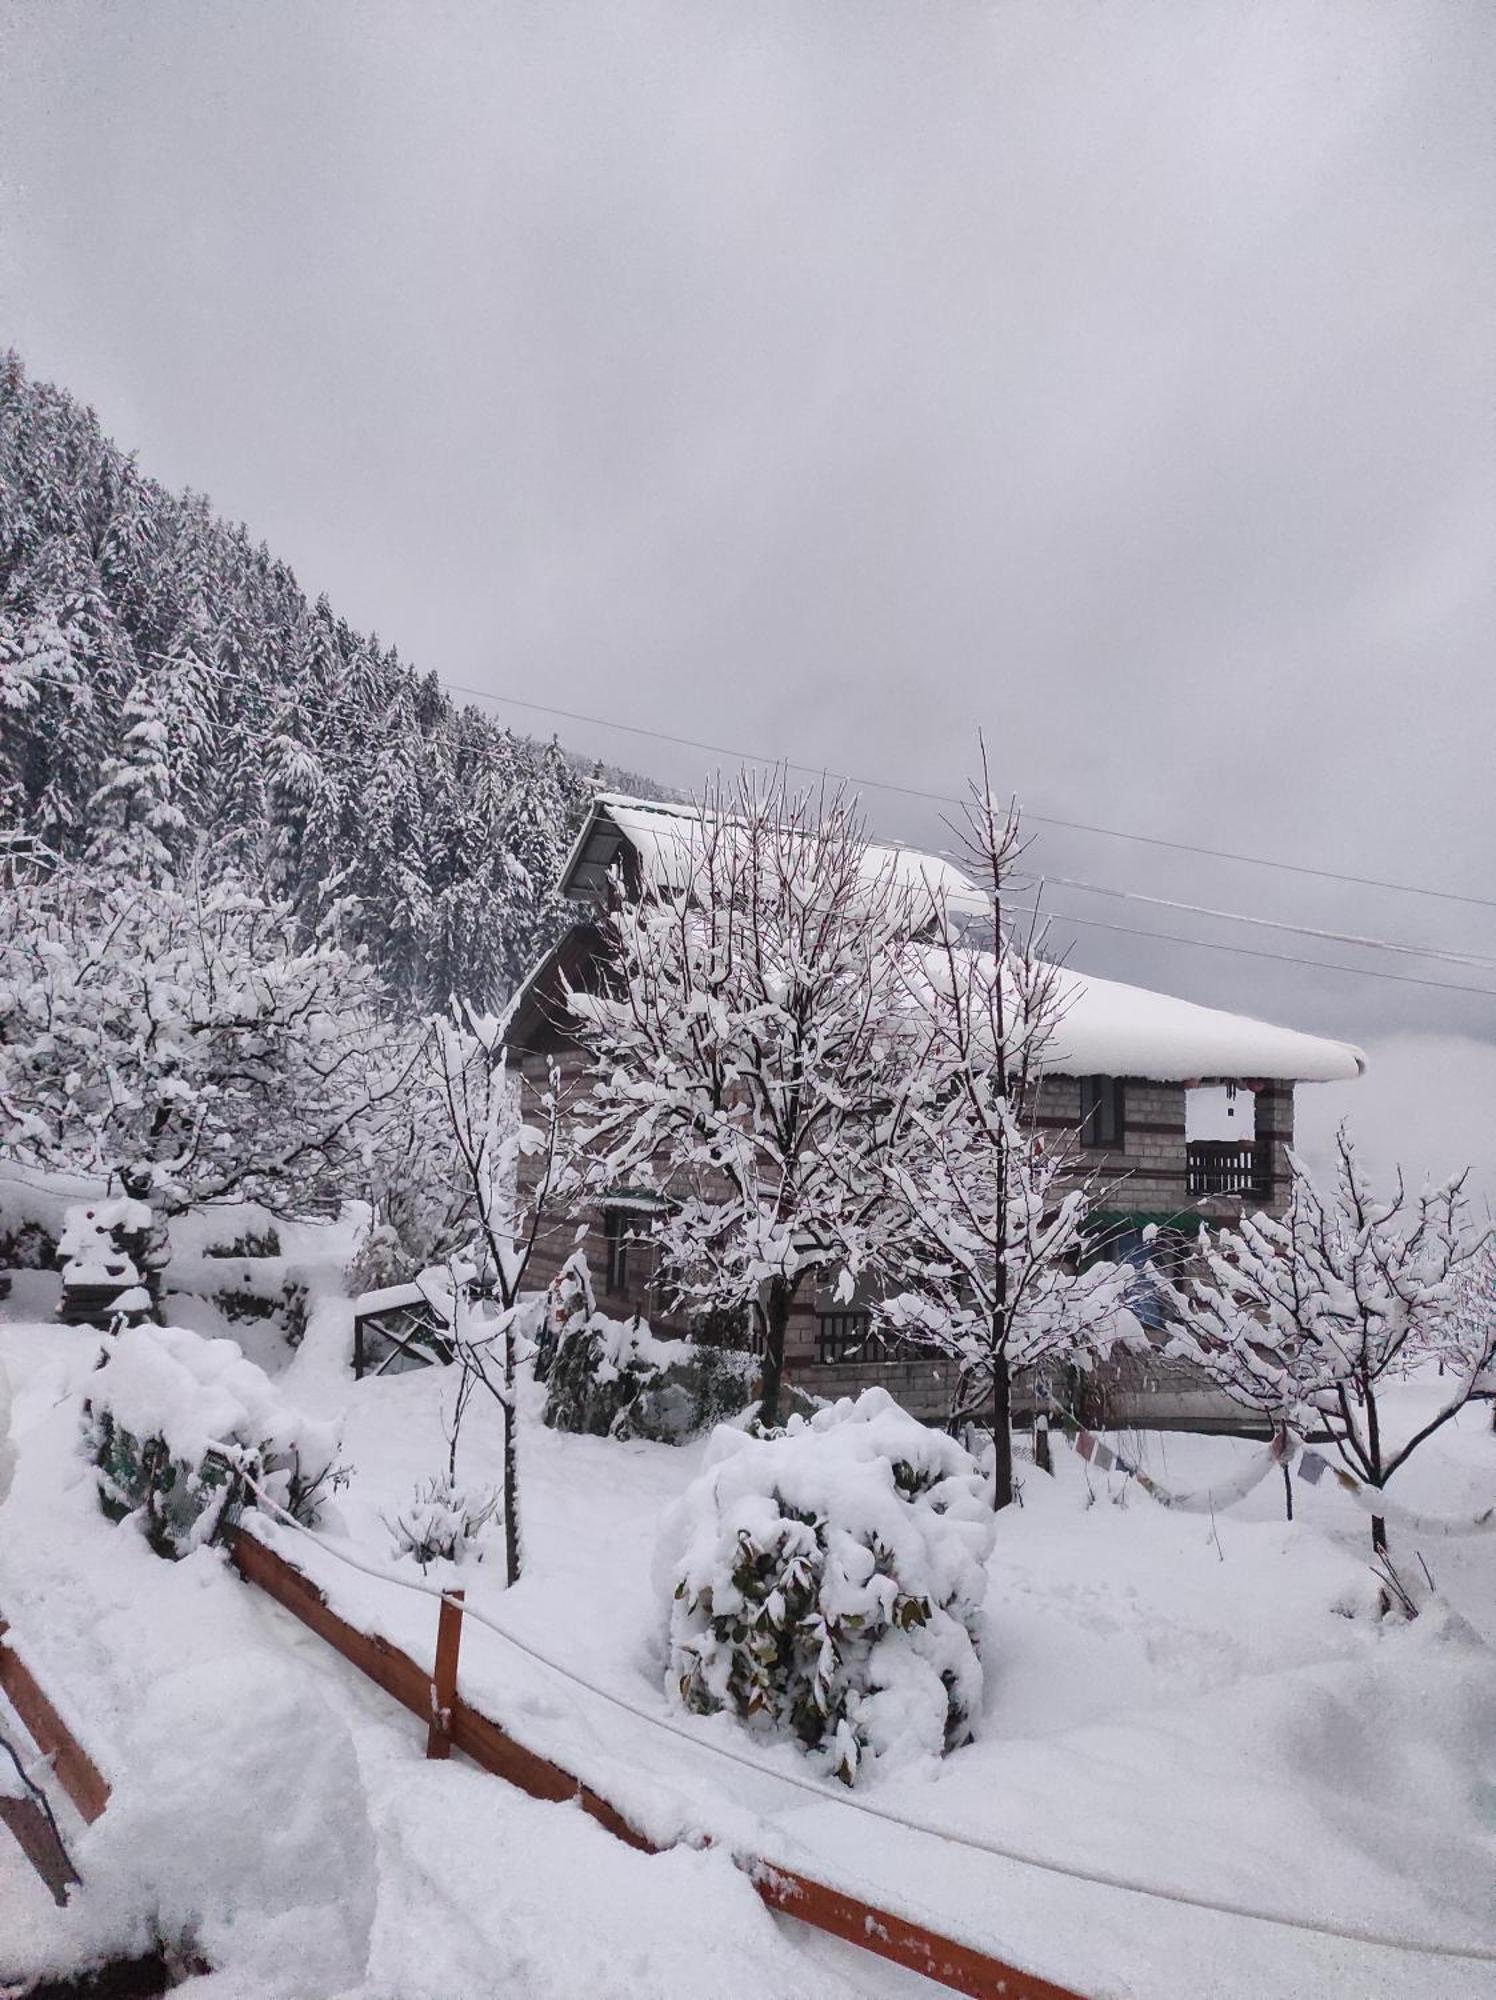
[1079, 1075, 1125, 1149]
[603, 1209, 635, 1296]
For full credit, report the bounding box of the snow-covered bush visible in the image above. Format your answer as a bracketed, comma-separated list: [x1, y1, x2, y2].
[533, 1250, 596, 1385]
[660, 1388, 995, 1783]
[83, 1324, 342, 1559]
[386, 1474, 501, 1571]
[544, 1308, 758, 1444]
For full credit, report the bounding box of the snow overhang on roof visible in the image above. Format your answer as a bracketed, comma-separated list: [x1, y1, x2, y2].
[1029, 958, 1365, 1083]
[556, 792, 990, 921]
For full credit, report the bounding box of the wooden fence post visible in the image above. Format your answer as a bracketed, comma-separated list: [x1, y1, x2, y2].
[426, 1589, 464, 1760]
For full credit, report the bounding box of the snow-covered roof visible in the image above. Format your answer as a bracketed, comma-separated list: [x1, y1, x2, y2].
[553, 793, 1364, 1085]
[558, 793, 990, 921]
[917, 948, 1365, 1083]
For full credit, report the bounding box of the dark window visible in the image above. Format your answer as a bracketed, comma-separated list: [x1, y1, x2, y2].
[604, 1209, 636, 1296]
[1079, 1075, 1125, 1149]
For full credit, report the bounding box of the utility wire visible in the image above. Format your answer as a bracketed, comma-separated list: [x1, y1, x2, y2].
[1016, 900, 1496, 1002]
[436, 678, 1496, 917]
[199, 666, 1496, 999]
[1031, 875, 1496, 974]
[234, 1489, 1496, 1966]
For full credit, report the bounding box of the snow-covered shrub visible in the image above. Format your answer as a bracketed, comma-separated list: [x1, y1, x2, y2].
[533, 1250, 596, 1386]
[386, 1474, 501, 1571]
[0, 1216, 57, 1271]
[83, 1324, 342, 1559]
[544, 1308, 758, 1444]
[660, 1388, 994, 1783]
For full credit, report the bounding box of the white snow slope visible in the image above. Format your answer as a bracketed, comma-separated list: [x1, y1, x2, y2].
[2, 1278, 1493, 2000]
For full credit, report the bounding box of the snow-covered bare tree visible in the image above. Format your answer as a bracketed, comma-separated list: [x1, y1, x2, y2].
[871, 758, 1133, 1509]
[428, 1005, 569, 1585]
[0, 857, 414, 1277]
[1169, 1128, 1492, 1552]
[566, 773, 931, 1428]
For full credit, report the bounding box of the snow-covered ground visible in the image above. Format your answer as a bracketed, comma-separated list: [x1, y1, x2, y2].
[2, 1273, 1494, 1999]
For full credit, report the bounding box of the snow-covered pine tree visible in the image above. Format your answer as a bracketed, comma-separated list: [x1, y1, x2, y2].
[0, 350, 633, 1007]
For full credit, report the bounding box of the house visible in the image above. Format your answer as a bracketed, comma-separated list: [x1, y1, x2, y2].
[508, 793, 1366, 1427]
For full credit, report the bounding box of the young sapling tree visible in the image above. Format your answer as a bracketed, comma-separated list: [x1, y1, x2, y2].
[428, 1004, 568, 1585]
[1172, 1128, 1492, 1553]
[871, 752, 1133, 1508]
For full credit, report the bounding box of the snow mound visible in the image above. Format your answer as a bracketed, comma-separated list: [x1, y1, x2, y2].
[86, 1654, 377, 1993]
[659, 1387, 995, 1782]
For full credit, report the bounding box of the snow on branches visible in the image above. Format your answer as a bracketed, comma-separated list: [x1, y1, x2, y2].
[1169, 1127, 1493, 1551]
[871, 760, 1135, 1506]
[0, 857, 413, 1224]
[425, 1004, 571, 1584]
[566, 773, 938, 1426]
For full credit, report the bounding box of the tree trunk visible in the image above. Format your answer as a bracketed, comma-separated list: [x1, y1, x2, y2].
[990, 1351, 1014, 1510]
[757, 1276, 792, 1429]
[502, 1320, 522, 1585]
[1281, 1461, 1294, 1521]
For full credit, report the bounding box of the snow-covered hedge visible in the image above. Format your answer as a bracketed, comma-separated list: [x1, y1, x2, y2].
[659, 1389, 994, 1783]
[544, 1308, 758, 1445]
[84, 1324, 341, 1559]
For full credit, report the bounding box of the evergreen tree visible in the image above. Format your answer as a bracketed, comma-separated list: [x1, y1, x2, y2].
[0, 349, 642, 1007]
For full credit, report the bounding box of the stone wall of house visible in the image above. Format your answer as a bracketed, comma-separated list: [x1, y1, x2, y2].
[1034, 1074, 1295, 1222]
[513, 1027, 1300, 1431]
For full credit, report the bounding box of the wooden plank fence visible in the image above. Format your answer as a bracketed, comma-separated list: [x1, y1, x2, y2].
[228, 1528, 1084, 2000]
[0, 1616, 109, 1908]
[0, 1621, 111, 1823]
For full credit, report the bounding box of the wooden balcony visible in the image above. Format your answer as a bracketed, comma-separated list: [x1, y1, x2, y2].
[1186, 1139, 1273, 1201]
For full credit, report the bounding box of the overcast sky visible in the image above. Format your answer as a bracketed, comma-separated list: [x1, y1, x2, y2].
[2, 0, 1494, 1169]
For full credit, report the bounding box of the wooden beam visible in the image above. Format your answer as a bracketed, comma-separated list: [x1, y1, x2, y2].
[753, 1862, 1084, 2000]
[426, 1590, 464, 1761]
[228, 1532, 430, 1718]
[228, 1529, 1087, 2000]
[0, 1623, 111, 1824]
[0, 1792, 81, 1907]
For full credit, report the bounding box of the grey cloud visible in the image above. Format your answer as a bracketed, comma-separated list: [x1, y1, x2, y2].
[2, 0, 1492, 1065]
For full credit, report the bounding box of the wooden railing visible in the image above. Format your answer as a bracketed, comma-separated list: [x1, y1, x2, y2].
[1186, 1140, 1273, 1200]
[229, 1528, 1082, 2000]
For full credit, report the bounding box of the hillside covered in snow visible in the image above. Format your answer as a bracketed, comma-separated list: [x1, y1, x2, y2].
[0, 354, 658, 1010]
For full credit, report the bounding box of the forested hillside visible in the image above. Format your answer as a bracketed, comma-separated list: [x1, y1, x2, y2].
[0, 353, 644, 1008]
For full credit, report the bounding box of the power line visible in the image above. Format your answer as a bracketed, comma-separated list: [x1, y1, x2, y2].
[438, 678, 1496, 917]
[201, 666, 1496, 999]
[1019, 898, 1496, 1002]
[1032, 874, 1496, 974]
